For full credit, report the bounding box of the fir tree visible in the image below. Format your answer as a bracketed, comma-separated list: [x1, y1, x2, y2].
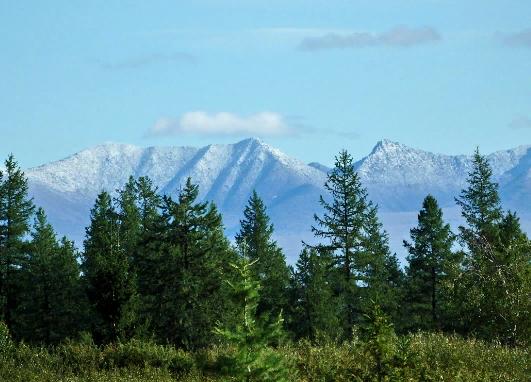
[305, 149, 370, 341]
[81, 190, 138, 344]
[235, 190, 290, 324]
[358, 202, 403, 326]
[455, 147, 503, 250]
[0, 154, 35, 332]
[287, 247, 341, 343]
[154, 177, 238, 350]
[15, 208, 87, 344]
[451, 148, 531, 343]
[213, 239, 290, 382]
[403, 195, 458, 333]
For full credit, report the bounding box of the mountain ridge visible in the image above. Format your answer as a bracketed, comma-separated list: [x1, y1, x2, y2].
[10, 138, 531, 264]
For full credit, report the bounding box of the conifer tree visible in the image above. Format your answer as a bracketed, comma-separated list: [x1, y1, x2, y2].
[402, 195, 458, 333]
[0, 154, 35, 331]
[127, 176, 163, 334]
[451, 148, 531, 343]
[81, 190, 138, 344]
[358, 202, 403, 325]
[455, 147, 503, 250]
[15, 208, 86, 344]
[235, 190, 290, 324]
[306, 149, 370, 341]
[287, 247, 341, 343]
[154, 177, 238, 349]
[213, 239, 290, 382]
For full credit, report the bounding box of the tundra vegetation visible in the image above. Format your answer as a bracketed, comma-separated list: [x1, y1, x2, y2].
[1, 148, 530, 381]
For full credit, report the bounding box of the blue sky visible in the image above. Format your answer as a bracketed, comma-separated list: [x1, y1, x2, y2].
[1, 0, 530, 168]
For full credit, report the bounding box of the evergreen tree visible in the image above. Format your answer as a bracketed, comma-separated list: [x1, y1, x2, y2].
[81, 190, 138, 344]
[286, 247, 341, 343]
[154, 177, 238, 350]
[402, 195, 458, 333]
[455, 147, 503, 249]
[128, 176, 163, 335]
[358, 202, 403, 326]
[213, 239, 290, 382]
[15, 208, 86, 344]
[235, 190, 290, 324]
[451, 148, 531, 343]
[0, 154, 35, 332]
[305, 149, 370, 341]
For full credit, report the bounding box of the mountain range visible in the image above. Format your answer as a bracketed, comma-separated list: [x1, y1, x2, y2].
[7, 138, 531, 266]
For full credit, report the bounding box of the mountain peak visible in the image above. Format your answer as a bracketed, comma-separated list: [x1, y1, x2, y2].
[371, 139, 402, 153]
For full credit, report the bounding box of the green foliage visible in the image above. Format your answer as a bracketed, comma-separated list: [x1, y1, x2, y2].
[360, 299, 397, 381]
[213, 239, 291, 381]
[287, 247, 342, 344]
[235, 189, 290, 325]
[81, 190, 139, 344]
[0, 154, 36, 330]
[15, 208, 87, 344]
[403, 194, 460, 333]
[153, 176, 239, 350]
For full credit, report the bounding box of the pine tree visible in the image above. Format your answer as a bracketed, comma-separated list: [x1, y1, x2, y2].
[154, 177, 238, 350]
[15, 208, 86, 344]
[235, 190, 290, 325]
[305, 149, 370, 341]
[81, 190, 138, 344]
[213, 239, 290, 382]
[0, 154, 35, 332]
[402, 195, 458, 333]
[286, 247, 341, 343]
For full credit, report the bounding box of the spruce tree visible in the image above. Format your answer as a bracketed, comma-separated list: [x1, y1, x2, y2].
[213, 239, 290, 382]
[0, 154, 35, 332]
[452, 148, 531, 343]
[81, 190, 138, 344]
[306, 149, 370, 341]
[287, 247, 341, 343]
[154, 177, 238, 350]
[403, 195, 458, 333]
[235, 190, 290, 324]
[358, 202, 403, 326]
[15, 208, 86, 344]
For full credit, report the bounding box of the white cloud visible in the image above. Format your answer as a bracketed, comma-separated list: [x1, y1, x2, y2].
[145, 111, 310, 137]
[509, 115, 531, 129]
[298, 26, 442, 51]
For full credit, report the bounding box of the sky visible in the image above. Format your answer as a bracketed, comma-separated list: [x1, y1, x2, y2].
[1, 0, 531, 169]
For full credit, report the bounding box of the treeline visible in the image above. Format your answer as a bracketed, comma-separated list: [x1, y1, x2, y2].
[0, 146, 530, 352]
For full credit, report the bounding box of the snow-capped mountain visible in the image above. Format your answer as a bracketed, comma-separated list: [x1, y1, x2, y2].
[18, 138, 531, 265]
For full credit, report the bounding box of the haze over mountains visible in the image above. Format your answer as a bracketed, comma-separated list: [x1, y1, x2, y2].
[14, 138, 531, 265]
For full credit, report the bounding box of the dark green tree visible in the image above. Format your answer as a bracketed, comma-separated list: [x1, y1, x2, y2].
[235, 190, 290, 324]
[358, 202, 404, 327]
[81, 190, 138, 344]
[0, 154, 35, 331]
[286, 247, 341, 343]
[15, 208, 86, 344]
[451, 147, 531, 343]
[153, 177, 238, 350]
[305, 149, 370, 341]
[402, 195, 458, 333]
[455, 147, 503, 250]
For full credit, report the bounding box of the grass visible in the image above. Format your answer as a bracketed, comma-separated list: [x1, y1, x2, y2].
[1, 332, 530, 381]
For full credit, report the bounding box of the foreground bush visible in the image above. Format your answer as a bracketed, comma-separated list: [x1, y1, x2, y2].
[1, 331, 530, 381]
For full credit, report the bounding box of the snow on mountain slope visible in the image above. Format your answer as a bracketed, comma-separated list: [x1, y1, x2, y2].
[16, 137, 531, 265]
